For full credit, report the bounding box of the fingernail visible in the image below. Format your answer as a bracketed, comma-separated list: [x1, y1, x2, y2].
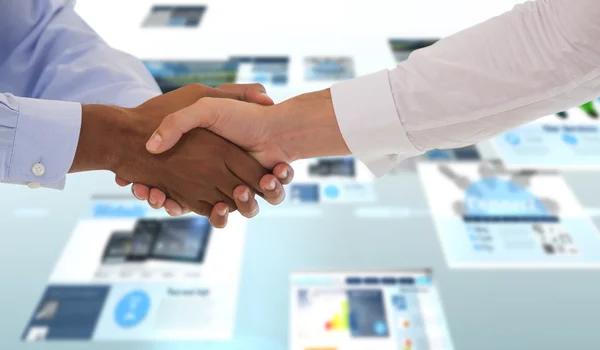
[239, 191, 249, 202]
[149, 196, 157, 205]
[132, 187, 139, 199]
[218, 207, 229, 216]
[278, 169, 288, 179]
[265, 179, 276, 191]
[165, 208, 170, 214]
[146, 133, 162, 152]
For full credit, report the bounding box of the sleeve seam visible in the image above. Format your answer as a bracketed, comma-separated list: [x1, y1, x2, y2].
[5, 97, 22, 180]
[385, 69, 423, 153]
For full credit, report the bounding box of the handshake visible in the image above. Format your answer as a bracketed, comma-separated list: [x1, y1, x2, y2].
[71, 83, 350, 228]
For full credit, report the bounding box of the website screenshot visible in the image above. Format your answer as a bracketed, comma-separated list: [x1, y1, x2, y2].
[22, 195, 246, 341]
[418, 161, 600, 268]
[290, 156, 377, 204]
[491, 100, 600, 170]
[290, 270, 454, 350]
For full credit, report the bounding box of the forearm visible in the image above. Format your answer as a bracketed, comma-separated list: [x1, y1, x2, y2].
[277, 0, 600, 174]
[274, 89, 350, 161]
[69, 105, 135, 174]
[395, 0, 600, 151]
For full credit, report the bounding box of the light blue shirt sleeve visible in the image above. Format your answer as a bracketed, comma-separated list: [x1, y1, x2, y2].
[0, 0, 161, 189]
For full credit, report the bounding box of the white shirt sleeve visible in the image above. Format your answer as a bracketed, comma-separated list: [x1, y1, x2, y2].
[330, 0, 600, 176]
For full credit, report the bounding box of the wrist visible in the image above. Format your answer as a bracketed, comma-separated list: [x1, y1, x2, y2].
[271, 89, 350, 161]
[70, 105, 136, 173]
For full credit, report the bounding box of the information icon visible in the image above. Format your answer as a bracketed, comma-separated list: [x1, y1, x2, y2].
[114, 290, 151, 328]
[324, 185, 340, 199]
[505, 133, 521, 146]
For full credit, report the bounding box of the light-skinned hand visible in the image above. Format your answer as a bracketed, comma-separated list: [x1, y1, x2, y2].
[116, 83, 295, 228]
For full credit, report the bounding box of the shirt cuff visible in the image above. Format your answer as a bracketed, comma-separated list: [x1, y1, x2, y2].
[330, 69, 422, 176]
[6, 97, 82, 190]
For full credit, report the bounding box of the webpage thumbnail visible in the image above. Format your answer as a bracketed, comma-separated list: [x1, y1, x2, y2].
[143, 60, 239, 92]
[304, 57, 355, 81]
[421, 146, 481, 162]
[290, 270, 454, 350]
[144, 57, 290, 93]
[231, 56, 290, 86]
[22, 196, 246, 341]
[393, 145, 483, 173]
[142, 5, 206, 28]
[389, 39, 438, 64]
[490, 99, 600, 170]
[289, 157, 376, 203]
[418, 162, 600, 268]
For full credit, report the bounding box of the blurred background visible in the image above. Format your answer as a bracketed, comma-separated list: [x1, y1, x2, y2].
[2, 0, 600, 349]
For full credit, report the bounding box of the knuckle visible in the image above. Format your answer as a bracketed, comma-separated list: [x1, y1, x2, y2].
[195, 97, 220, 118]
[252, 83, 266, 92]
[163, 113, 179, 129]
[191, 83, 208, 91]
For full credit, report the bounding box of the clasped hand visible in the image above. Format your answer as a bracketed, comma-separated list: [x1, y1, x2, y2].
[112, 83, 294, 228]
[114, 83, 342, 228]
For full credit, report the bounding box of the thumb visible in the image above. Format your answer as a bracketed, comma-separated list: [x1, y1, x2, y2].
[146, 98, 223, 154]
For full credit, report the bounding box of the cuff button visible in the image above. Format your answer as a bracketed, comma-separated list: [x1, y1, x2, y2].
[27, 182, 41, 189]
[32, 163, 45, 176]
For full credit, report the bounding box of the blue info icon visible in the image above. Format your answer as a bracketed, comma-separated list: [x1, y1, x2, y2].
[324, 185, 340, 199]
[562, 133, 578, 145]
[504, 132, 521, 146]
[114, 290, 151, 328]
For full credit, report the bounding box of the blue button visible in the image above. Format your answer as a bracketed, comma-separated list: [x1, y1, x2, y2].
[114, 290, 151, 328]
[324, 185, 340, 199]
[346, 277, 362, 285]
[505, 133, 520, 146]
[562, 133, 578, 145]
[415, 277, 432, 285]
[363, 277, 379, 285]
[398, 277, 415, 285]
